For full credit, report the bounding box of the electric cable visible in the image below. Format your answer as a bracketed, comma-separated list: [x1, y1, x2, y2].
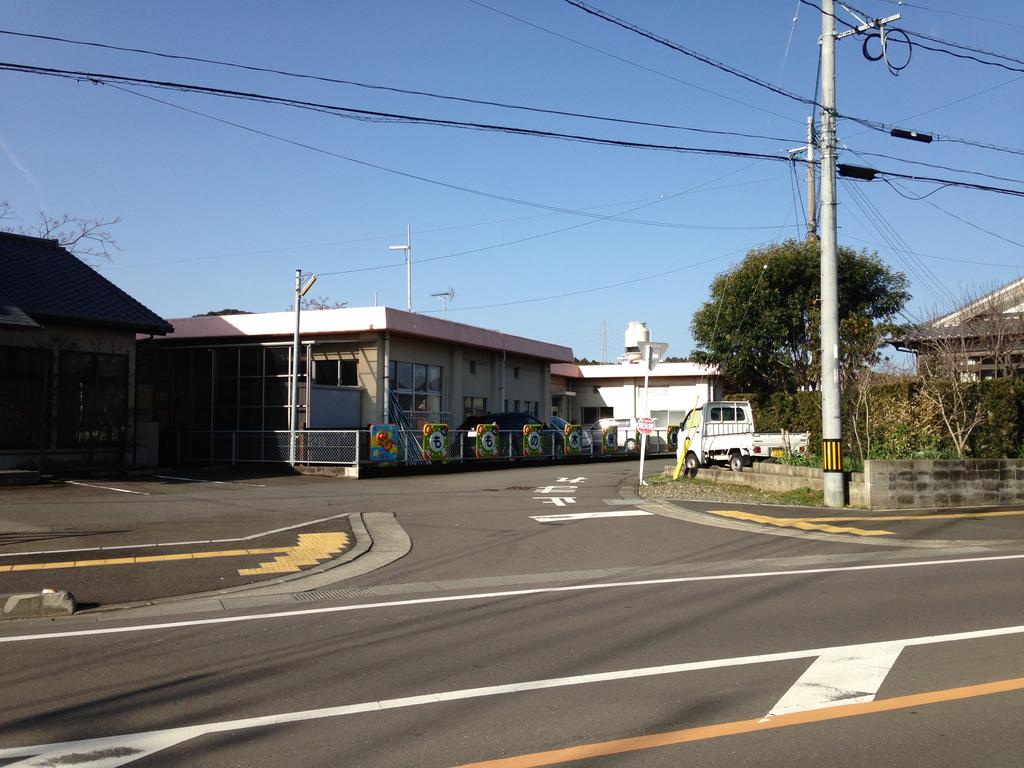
[0, 28, 801, 146]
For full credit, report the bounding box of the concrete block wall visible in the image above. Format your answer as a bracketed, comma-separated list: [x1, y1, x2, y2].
[670, 461, 865, 507]
[864, 459, 1024, 510]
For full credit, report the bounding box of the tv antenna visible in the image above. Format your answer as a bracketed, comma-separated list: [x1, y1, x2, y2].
[431, 287, 455, 319]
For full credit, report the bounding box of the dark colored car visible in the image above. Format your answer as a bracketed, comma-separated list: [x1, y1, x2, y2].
[457, 412, 551, 458]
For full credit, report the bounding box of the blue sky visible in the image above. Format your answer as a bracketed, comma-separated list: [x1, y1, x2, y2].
[1, 1, 1021, 361]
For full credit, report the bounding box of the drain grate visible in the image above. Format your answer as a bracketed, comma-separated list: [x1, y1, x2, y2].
[294, 586, 378, 602]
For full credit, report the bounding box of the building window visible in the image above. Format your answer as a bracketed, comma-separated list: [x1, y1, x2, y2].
[513, 366, 520, 379]
[315, 358, 358, 386]
[389, 360, 443, 427]
[57, 351, 128, 448]
[0, 346, 50, 449]
[463, 396, 487, 420]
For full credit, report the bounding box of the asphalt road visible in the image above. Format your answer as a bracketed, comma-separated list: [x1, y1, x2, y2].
[1, 459, 1023, 766]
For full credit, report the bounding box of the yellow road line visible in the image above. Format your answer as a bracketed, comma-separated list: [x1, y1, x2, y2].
[791, 510, 1024, 523]
[708, 510, 894, 536]
[0, 532, 349, 574]
[452, 676, 1024, 768]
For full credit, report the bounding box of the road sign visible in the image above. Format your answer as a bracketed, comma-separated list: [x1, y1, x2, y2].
[637, 417, 656, 435]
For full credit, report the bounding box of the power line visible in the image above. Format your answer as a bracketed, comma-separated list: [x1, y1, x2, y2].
[0, 60, 802, 164]
[0, 27, 801, 146]
[110, 83, 796, 239]
[874, 0, 1024, 31]
[565, 0, 1024, 159]
[464, 0, 806, 126]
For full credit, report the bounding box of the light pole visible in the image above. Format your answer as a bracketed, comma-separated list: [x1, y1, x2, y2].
[290, 268, 317, 467]
[637, 340, 668, 485]
[387, 224, 412, 312]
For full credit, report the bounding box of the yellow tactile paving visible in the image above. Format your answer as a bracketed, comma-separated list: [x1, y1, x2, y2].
[0, 531, 351, 573]
[708, 510, 894, 537]
[792, 510, 1024, 522]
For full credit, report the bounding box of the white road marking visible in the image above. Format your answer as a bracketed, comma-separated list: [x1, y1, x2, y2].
[64, 481, 150, 496]
[0, 513, 350, 558]
[531, 510, 654, 523]
[557, 477, 587, 483]
[534, 485, 578, 494]
[153, 474, 266, 487]
[533, 496, 576, 507]
[2, 552, 1024, 644]
[2, 625, 1022, 766]
[767, 642, 905, 717]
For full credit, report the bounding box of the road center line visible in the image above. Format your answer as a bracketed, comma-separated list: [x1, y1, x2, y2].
[2, 552, 1023, 643]
[1, 627, 1022, 766]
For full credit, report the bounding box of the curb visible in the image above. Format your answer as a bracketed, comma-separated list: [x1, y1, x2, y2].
[1, 589, 76, 619]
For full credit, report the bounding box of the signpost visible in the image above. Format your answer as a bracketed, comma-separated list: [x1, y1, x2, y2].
[637, 340, 668, 486]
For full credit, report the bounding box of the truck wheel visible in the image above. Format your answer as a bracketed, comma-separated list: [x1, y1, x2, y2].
[684, 451, 700, 476]
[729, 452, 744, 472]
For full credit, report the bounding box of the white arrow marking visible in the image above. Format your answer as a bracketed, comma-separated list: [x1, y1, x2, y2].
[767, 642, 905, 718]
[533, 497, 576, 507]
[531, 510, 654, 523]
[558, 477, 587, 483]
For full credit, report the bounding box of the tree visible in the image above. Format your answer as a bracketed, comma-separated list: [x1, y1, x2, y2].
[285, 295, 348, 311]
[690, 239, 910, 396]
[1, 201, 120, 262]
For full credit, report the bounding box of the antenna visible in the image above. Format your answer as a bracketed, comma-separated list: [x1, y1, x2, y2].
[431, 287, 455, 319]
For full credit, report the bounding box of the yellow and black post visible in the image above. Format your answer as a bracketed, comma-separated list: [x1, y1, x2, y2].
[821, 439, 843, 473]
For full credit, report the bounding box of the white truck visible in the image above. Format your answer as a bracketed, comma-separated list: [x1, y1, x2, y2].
[677, 400, 810, 473]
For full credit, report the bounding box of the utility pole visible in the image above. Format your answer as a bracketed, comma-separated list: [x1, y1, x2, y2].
[806, 116, 817, 239]
[819, 0, 844, 506]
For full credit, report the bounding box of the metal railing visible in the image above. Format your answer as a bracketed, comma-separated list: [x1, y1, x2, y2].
[160, 427, 678, 468]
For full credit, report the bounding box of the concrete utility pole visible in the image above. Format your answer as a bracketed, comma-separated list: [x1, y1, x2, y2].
[819, 0, 844, 506]
[806, 116, 817, 239]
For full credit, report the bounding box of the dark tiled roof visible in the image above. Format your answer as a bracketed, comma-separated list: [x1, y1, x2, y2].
[0, 232, 172, 335]
[0, 286, 40, 328]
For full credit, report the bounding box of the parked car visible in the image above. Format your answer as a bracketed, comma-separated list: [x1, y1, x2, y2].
[586, 418, 637, 452]
[457, 412, 552, 458]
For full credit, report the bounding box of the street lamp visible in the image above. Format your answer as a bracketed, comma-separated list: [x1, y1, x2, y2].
[290, 268, 317, 467]
[637, 339, 669, 486]
[387, 224, 412, 312]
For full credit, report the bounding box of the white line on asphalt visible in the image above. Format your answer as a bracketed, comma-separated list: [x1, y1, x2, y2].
[1, 624, 1022, 766]
[767, 642, 905, 717]
[0, 513, 351, 558]
[2, 552, 1023, 643]
[530, 510, 654, 523]
[64, 481, 150, 496]
[152, 474, 266, 487]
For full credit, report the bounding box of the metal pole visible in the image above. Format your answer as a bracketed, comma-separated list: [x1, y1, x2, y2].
[638, 345, 651, 485]
[289, 268, 301, 467]
[820, 1, 845, 506]
[406, 224, 412, 312]
[806, 116, 817, 239]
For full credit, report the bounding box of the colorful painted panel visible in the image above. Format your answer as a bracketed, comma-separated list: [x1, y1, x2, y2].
[601, 426, 618, 454]
[369, 424, 398, 462]
[522, 423, 543, 457]
[476, 423, 499, 458]
[564, 424, 583, 455]
[422, 423, 449, 461]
